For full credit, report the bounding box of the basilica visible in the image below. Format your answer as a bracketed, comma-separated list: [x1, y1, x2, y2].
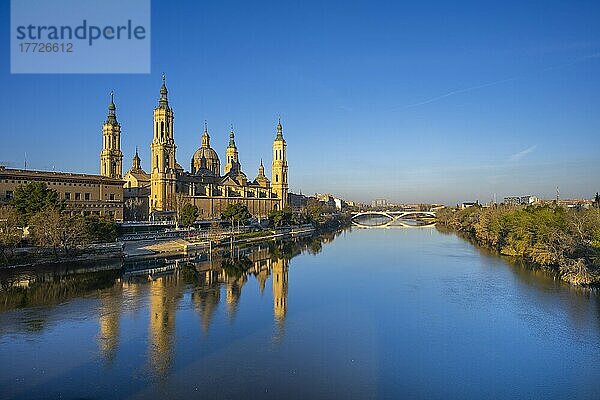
[101, 76, 288, 221]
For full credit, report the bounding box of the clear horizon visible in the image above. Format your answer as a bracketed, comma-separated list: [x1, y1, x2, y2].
[1, 1, 599, 205]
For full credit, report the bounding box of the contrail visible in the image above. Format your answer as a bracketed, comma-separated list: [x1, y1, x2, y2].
[395, 52, 600, 110]
[508, 145, 537, 162]
[401, 77, 519, 109]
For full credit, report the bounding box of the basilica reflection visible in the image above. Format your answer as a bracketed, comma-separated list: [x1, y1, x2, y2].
[126, 236, 323, 376]
[0, 233, 337, 377]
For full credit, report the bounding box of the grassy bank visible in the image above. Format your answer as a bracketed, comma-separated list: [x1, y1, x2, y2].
[436, 205, 600, 286]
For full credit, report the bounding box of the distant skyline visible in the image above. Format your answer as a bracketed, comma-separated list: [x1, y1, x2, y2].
[1, 1, 599, 204]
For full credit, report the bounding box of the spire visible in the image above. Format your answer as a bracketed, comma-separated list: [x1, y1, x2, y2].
[158, 73, 169, 107]
[106, 90, 117, 124]
[201, 120, 210, 148]
[228, 125, 236, 148]
[276, 117, 283, 140]
[258, 159, 265, 176]
[132, 147, 141, 170]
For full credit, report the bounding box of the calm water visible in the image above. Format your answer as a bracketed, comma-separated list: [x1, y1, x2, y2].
[1, 227, 599, 399]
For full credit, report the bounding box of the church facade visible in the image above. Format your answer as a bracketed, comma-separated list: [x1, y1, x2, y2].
[109, 77, 288, 221]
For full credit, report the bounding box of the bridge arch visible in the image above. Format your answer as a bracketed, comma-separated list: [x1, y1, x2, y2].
[350, 210, 436, 221]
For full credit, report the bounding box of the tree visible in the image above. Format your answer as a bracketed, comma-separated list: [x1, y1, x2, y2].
[304, 199, 332, 224]
[29, 209, 62, 252]
[221, 203, 251, 224]
[0, 206, 22, 263]
[268, 207, 293, 227]
[85, 215, 118, 243]
[57, 215, 89, 253]
[173, 191, 189, 227]
[29, 209, 89, 254]
[180, 204, 199, 228]
[11, 182, 63, 225]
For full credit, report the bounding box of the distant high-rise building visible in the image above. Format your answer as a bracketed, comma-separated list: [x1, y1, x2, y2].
[372, 199, 387, 208]
[503, 195, 539, 206]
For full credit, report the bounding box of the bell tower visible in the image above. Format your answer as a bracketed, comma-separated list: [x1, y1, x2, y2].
[100, 91, 123, 178]
[271, 118, 288, 208]
[150, 74, 177, 213]
[224, 126, 239, 174]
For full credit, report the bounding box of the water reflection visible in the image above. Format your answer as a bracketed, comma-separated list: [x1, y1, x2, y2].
[1, 228, 599, 399]
[98, 284, 122, 364]
[0, 232, 339, 382]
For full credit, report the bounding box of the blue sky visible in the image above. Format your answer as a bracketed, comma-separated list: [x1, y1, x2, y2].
[1, 0, 599, 204]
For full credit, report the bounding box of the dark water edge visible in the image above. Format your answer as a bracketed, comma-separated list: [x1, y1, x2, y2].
[0, 230, 339, 314]
[435, 224, 600, 289]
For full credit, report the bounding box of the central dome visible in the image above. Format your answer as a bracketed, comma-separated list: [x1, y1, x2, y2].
[191, 124, 221, 176]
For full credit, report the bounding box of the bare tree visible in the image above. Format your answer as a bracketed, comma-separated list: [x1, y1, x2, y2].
[173, 191, 190, 228]
[0, 206, 22, 263]
[29, 210, 89, 255]
[29, 209, 62, 254]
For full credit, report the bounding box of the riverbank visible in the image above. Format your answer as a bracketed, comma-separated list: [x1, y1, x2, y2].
[436, 205, 600, 286]
[129, 224, 317, 259]
[0, 208, 354, 268]
[0, 243, 124, 269]
[0, 220, 348, 268]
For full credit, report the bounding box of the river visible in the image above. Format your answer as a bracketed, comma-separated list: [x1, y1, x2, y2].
[1, 227, 599, 399]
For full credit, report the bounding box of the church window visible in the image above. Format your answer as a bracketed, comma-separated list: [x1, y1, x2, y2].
[275, 174, 279, 182]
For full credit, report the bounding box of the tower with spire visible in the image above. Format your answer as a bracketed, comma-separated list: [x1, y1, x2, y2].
[271, 118, 288, 208]
[254, 159, 270, 188]
[100, 91, 123, 179]
[150, 74, 178, 213]
[224, 126, 240, 175]
[131, 148, 142, 171]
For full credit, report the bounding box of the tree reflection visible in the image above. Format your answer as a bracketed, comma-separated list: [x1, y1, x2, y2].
[0, 232, 336, 380]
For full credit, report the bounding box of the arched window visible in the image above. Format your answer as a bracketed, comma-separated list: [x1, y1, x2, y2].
[275, 174, 279, 183]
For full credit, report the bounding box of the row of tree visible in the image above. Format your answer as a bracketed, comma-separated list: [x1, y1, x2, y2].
[437, 204, 600, 286]
[176, 198, 340, 229]
[0, 182, 117, 263]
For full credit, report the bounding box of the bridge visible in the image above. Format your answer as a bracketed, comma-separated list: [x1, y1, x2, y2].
[350, 210, 436, 228]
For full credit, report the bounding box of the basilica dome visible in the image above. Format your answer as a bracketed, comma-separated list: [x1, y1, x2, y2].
[191, 124, 221, 176]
